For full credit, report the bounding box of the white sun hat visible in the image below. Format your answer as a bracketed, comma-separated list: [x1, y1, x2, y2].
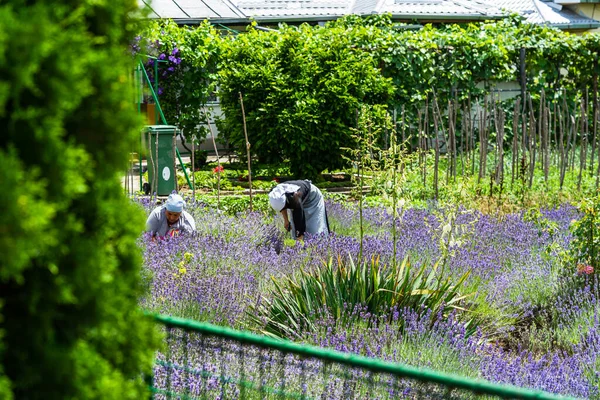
[268, 183, 300, 212]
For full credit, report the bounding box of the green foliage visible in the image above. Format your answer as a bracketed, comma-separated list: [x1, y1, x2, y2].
[217, 23, 394, 179]
[196, 194, 272, 215]
[314, 180, 353, 189]
[248, 255, 472, 339]
[426, 205, 479, 270]
[342, 105, 391, 256]
[190, 170, 235, 190]
[182, 171, 278, 192]
[523, 208, 560, 239]
[235, 179, 278, 190]
[141, 19, 220, 141]
[193, 149, 209, 169]
[374, 138, 416, 210]
[358, 149, 596, 212]
[145, 15, 600, 181]
[570, 192, 600, 271]
[246, 163, 291, 178]
[0, 1, 160, 398]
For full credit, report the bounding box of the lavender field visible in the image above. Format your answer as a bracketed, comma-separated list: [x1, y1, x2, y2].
[138, 196, 600, 398]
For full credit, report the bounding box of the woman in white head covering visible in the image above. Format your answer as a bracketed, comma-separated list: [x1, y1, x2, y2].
[269, 180, 329, 239]
[146, 193, 196, 238]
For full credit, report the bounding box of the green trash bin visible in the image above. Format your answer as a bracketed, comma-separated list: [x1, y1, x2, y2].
[145, 125, 178, 196]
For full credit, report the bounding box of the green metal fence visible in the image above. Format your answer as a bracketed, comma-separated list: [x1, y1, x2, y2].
[149, 314, 576, 400]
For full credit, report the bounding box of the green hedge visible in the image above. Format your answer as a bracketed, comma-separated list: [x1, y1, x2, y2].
[0, 1, 160, 398]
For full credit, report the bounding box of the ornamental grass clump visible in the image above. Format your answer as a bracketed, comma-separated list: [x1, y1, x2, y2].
[248, 254, 473, 339]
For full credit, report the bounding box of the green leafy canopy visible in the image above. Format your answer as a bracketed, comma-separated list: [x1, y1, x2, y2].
[0, 1, 160, 398]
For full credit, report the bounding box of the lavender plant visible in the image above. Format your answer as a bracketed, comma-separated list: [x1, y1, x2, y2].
[138, 196, 596, 397]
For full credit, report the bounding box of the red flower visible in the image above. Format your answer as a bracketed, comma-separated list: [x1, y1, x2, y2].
[213, 165, 224, 174]
[577, 264, 594, 275]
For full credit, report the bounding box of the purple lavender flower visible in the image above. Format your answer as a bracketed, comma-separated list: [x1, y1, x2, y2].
[136, 197, 595, 398]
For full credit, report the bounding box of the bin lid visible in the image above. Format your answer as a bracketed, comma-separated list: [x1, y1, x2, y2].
[144, 125, 179, 134]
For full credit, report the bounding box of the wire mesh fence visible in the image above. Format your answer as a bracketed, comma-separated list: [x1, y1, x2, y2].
[149, 314, 575, 400]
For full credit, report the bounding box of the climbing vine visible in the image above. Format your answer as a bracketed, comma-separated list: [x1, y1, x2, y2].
[138, 19, 221, 142]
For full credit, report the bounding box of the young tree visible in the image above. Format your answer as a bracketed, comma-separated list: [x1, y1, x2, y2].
[217, 21, 393, 179]
[0, 1, 160, 398]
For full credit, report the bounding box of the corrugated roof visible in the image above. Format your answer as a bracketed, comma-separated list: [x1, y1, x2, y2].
[139, 0, 162, 17]
[141, 0, 505, 21]
[140, 0, 600, 27]
[237, 0, 504, 20]
[481, 0, 600, 28]
[141, 0, 246, 19]
[237, 0, 352, 18]
[352, 0, 380, 14]
[375, 0, 504, 18]
[142, 0, 189, 18]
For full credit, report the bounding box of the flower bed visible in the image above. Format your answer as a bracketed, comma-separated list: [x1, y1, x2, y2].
[138, 196, 598, 398]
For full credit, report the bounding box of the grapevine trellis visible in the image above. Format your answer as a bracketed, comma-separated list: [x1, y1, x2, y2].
[395, 86, 600, 201]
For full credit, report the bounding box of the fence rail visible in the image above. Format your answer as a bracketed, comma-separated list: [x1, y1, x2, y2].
[149, 314, 575, 400]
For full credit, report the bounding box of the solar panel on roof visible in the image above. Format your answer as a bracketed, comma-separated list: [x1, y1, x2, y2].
[395, 0, 442, 3]
[184, 6, 220, 17]
[208, 2, 244, 16]
[148, 0, 189, 17]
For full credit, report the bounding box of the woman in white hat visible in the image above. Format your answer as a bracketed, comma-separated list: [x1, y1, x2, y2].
[146, 193, 196, 238]
[269, 180, 329, 240]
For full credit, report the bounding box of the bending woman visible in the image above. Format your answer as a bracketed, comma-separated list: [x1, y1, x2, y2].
[268, 180, 330, 239]
[146, 193, 196, 239]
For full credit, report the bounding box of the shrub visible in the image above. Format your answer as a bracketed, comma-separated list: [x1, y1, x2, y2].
[193, 149, 209, 169]
[196, 194, 272, 215]
[217, 23, 393, 179]
[0, 1, 160, 398]
[570, 192, 600, 274]
[189, 170, 235, 190]
[248, 255, 472, 339]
